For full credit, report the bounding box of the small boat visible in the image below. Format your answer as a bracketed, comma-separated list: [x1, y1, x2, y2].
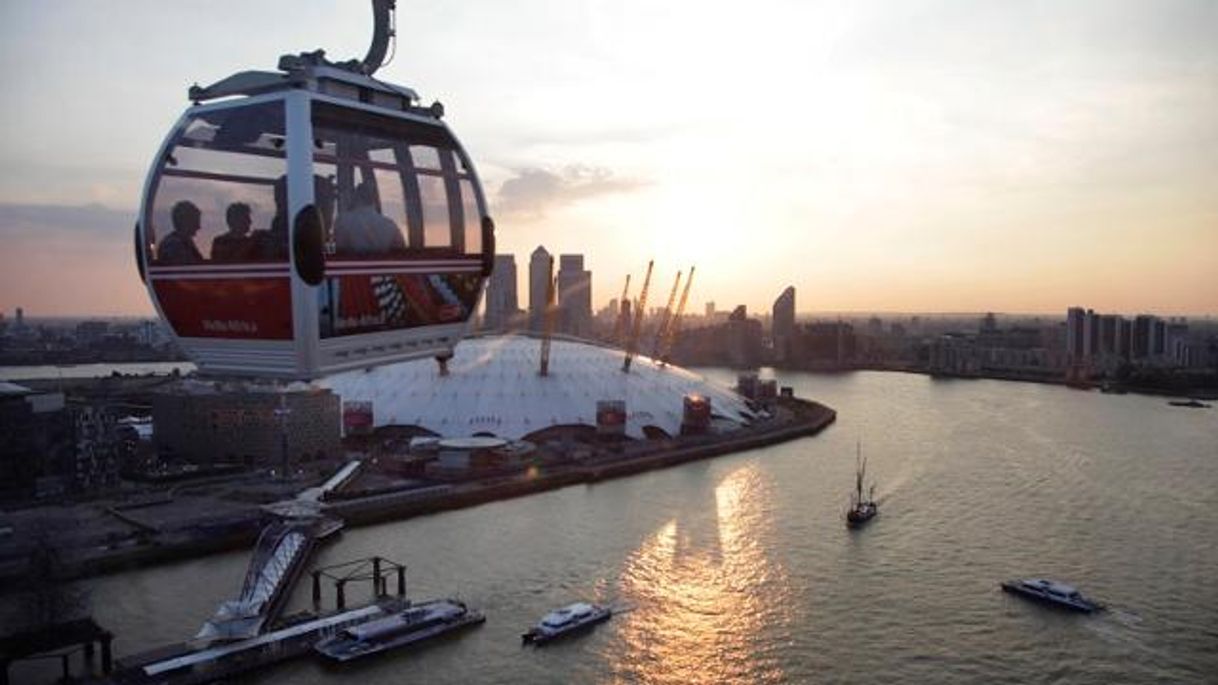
[846, 442, 878, 528]
[1168, 399, 1210, 408]
[314, 598, 484, 663]
[522, 602, 611, 645]
[1000, 578, 1103, 613]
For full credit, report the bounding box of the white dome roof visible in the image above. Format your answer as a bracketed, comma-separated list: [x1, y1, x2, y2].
[321, 335, 754, 440]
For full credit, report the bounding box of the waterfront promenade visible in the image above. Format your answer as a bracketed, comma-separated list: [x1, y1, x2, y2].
[0, 398, 834, 585]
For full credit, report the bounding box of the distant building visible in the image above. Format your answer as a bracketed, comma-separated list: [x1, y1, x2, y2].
[1098, 315, 1119, 356]
[153, 381, 340, 469]
[797, 321, 856, 368]
[75, 321, 110, 345]
[0, 384, 126, 500]
[1, 382, 70, 501]
[1064, 307, 1195, 379]
[674, 308, 763, 368]
[528, 246, 552, 332]
[928, 333, 981, 375]
[1132, 314, 1157, 360]
[771, 286, 795, 362]
[556, 254, 592, 338]
[1066, 306, 1086, 361]
[70, 402, 121, 493]
[484, 254, 519, 330]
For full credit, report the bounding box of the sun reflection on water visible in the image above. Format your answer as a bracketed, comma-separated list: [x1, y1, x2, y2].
[606, 464, 792, 684]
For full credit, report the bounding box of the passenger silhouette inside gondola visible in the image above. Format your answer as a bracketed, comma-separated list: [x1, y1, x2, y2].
[252, 178, 290, 261]
[334, 180, 404, 255]
[157, 200, 205, 264]
[253, 175, 336, 261]
[211, 202, 256, 262]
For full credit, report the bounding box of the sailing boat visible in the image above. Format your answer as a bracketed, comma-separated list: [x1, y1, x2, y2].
[846, 441, 878, 528]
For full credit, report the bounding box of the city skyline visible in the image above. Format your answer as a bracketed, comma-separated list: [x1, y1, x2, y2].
[2, 0, 1217, 318]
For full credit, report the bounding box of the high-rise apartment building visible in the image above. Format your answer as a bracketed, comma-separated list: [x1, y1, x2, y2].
[1066, 307, 1087, 361]
[484, 254, 518, 330]
[1131, 314, 1155, 359]
[772, 286, 795, 362]
[557, 254, 592, 338]
[528, 246, 552, 332]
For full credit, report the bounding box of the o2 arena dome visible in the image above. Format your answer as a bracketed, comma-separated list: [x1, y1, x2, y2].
[322, 335, 757, 441]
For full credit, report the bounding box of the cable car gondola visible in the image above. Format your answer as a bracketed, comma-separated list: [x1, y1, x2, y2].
[135, 0, 494, 380]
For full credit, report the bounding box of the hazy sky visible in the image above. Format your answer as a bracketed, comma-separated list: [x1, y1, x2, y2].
[1, 0, 1215, 318]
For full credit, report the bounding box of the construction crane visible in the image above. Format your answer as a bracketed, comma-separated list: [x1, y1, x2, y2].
[611, 274, 631, 347]
[651, 270, 683, 359]
[622, 260, 654, 373]
[659, 265, 695, 366]
[539, 256, 558, 376]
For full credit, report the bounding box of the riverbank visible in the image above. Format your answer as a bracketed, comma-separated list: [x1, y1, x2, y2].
[766, 362, 1218, 400]
[2, 398, 835, 585]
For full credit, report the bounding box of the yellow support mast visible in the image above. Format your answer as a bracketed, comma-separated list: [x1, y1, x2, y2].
[622, 260, 654, 373]
[659, 265, 694, 366]
[652, 270, 683, 359]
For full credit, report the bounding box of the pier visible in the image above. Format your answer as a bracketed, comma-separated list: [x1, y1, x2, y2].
[0, 618, 114, 685]
[114, 554, 409, 684]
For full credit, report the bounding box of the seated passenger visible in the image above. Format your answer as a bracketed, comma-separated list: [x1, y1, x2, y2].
[211, 203, 256, 262]
[251, 216, 289, 261]
[250, 177, 289, 261]
[334, 181, 405, 255]
[157, 201, 204, 264]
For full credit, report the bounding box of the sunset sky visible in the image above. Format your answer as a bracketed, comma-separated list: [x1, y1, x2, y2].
[1, 0, 1215, 318]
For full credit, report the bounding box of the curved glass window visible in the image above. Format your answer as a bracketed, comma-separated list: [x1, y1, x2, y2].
[459, 179, 482, 255]
[311, 101, 485, 259]
[418, 173, 450, 249]
[145, 101, 287, 265]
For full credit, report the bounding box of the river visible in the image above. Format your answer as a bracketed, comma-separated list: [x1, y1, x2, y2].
[12, 369, 1218, 683]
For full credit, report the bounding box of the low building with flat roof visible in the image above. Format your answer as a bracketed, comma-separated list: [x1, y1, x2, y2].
[152, 380, 340, 469]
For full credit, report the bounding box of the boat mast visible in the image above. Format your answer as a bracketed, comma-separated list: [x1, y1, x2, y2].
[855, 441, 864, 504]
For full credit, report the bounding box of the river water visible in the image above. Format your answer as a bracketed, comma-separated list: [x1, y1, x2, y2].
[19, 370, 1218, 683]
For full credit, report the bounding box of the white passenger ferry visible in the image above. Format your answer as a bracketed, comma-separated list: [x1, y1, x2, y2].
[522, 602, 612, 645]
[1000, 578, 1103, 613]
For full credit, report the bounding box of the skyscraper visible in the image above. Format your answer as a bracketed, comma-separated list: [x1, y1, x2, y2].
[484, 254, 518, 330]
[1066, 306, 1086, 361]
[528, 246, 552, 332]
[772, 286, 795, 362]
[557, 254, 592, 338]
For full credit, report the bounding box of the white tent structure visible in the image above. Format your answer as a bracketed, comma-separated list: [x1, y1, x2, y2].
[322, 335, 756, 440]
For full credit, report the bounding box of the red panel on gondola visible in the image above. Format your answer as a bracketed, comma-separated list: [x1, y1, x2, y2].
[152, 277, 293, 339]
[319, 272, 480, 338]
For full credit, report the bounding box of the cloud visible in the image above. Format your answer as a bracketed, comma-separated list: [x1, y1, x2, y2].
[0, 202, 134, 242]
[493, 166, 647, 218]
[0, 202, 149, 316]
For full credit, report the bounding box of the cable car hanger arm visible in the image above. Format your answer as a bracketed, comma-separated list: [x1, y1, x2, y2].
[189, 0, 398, 103]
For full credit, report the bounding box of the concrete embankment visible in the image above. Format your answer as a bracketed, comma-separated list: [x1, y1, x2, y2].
[331, 399, 836, 527]
[16, 399, 835, 583]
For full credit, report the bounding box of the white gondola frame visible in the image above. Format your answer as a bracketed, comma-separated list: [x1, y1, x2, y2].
[138, 90, 491, 380]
